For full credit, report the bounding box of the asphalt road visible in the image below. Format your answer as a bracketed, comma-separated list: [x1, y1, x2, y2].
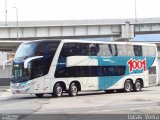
[0, 86, 160, 120]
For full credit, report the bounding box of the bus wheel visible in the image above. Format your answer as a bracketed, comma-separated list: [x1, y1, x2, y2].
[124, 80, 133, 92]
[133, 80, 142, 92]
[35, 94, 44, 98]
[53, 83, 63, 97]
[69, 82, 78, 96]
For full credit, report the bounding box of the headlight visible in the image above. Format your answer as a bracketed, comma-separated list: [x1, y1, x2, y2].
[14, 64, 19, 67]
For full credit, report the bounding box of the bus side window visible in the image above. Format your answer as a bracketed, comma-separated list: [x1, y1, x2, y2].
[36, 44, 44, 56]
[127, 45, 134, 56]
[80, 44, 89, 55]
[47, 43, 59, 56]
[117, 44, 127, 56]
[106, 66, 125, 76]
[134, 45, 142, 56]
[97, 44, 107, 56]
[105, 44, 112, 56]
[61, 43, 72, 57]
[108, 44, 118, 56]
[89, 44, 99, 56]
[67, 44, 79, 56]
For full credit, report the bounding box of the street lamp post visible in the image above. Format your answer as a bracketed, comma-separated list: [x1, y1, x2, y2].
[5, 0, 8, 26]
[13, 7, 19, 40]
[135, 0, 137, 23]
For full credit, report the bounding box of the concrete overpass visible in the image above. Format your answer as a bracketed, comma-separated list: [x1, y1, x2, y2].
[0, 18, 160, 51]
[0, 41, 23, 51]
[0, 18, 160, 40]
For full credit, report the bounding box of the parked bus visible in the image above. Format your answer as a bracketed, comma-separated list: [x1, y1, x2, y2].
[11, 39, 158, 98]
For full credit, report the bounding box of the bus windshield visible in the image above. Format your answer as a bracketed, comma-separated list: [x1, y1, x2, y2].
[12, 41, 60, 83]
[12, 64, 29, 83]
[15, 42, 37, 59]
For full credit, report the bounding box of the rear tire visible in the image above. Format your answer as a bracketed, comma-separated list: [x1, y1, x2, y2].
[124, 80, 133, 92]
[35, 94, 44, 98]
[69, 82, 78, 96]
[53, 83, 63, 97]
[133, 80, 142, 92]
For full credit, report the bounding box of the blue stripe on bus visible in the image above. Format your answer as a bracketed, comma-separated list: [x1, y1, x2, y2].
[92, 56, 156, 90]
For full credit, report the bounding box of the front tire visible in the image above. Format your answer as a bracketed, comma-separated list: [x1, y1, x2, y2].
[133, 80, 142, 92]
[124, 80, 133, 92]
[69, 82, 78, 96]
[53, 83, 63, 97]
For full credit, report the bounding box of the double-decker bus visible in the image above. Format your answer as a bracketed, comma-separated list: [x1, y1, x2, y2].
[11, 39, 158, 98]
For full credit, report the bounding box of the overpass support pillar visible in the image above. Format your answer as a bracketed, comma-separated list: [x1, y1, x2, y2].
[121, 21, 134, 40]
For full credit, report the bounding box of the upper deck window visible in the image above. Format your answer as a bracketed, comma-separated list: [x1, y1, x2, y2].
[35, 42, 60, 56]
[134, 45, 142, 56]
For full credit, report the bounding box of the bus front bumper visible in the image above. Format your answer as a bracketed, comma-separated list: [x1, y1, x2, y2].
[10, 81, 34, 94]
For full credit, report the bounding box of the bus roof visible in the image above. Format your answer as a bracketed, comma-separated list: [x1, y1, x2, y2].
[20, 39, 156, 47]
[61, 39, 157, 47]
[21, 39, 61, 44]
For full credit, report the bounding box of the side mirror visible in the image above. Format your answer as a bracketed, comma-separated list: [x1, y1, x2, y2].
[24, 56, 43, 68]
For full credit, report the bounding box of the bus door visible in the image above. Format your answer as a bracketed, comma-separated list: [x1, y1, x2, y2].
[32, 58, 45, 93]
[33, 43, 46, 93]
[35, 42, 59, 93]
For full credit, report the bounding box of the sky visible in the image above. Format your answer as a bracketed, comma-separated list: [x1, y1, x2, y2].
[0, 0, 160, 41]
[134, 34, 160, 41]
[0, 0, 160, 21]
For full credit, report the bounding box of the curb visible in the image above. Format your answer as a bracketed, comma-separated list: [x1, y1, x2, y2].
[0, 89, 10, 92]
[0, 86, 10, 92]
